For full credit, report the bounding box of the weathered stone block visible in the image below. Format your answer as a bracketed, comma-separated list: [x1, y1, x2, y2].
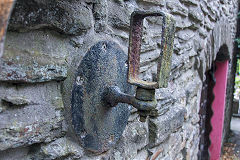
[180, 0, 198, 6]
[149, 107, 186, 146]
[137, 0, 165, 6]
[140, 37, 158, 53]
[182, 123, 199, 159]
[167, 131, 185, 158]
[132, 149, 148, 160]
[2, 95, 31, 106]
[204, 1, 219, 22]
[0, 31, 68, 83]
[205, 16, 214, 30]
[113, 121, 149, 160]
[93, 0, 108, 32]
[175, 41, 194, 55]
[175, 15, 193, 30]
[0, 147, 29, 160]
[108, 1, 133, 29]
[166, 0, 188, 17]
[177, 29, 195, 42]
[0, 82, 65, 151]
[200, 2, 208, 15]
[39, 137, 84, 159]
[8, 0, 93, 35]
[198, 27, 208, 38]
[189, 6, 204, 22]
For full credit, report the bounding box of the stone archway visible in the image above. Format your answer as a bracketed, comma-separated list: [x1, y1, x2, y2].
[209, 57, 229, 160]
[198, 15, 235, 159]
[198, 44, 230, 160]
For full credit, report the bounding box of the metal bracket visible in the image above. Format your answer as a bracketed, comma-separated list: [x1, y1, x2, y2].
[71, 11, 175, 154]
[128, 11, 175, 89]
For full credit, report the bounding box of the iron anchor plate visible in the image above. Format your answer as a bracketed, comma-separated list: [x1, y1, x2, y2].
[71, 41, 133, 153]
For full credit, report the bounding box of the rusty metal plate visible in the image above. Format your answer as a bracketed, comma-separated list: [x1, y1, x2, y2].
[71, 41, 133, 153]
[128, 11, 175, 89]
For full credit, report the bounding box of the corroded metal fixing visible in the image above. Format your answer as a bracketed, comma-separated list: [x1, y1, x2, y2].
[128, 11, 176, 89]
[71, 11, 176, 154]
[104, 86, 158, 122]
[71, 41, 133, 153]
[104, 86, 157, 111]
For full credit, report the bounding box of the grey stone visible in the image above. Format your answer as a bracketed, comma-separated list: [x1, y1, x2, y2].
[205, 2, 219, 22]
[149, 107, 186, 146]
[220, 0, 227, 4]
[180, 0, 198, 6]
[2, 95, 31, 106]
[93, 0, 108, 32]
[137, 0, 165, 6]
[110, 30, 129, 45]
[167, 132, 185, 158]
[200, 2, 208, 15]
[175, 15, 193, 30]
[148, 130, 186, 159]
[205, 16, 214, 30]
[132, 149, 148, 160]
[108, 1, 132, 30]
[125, 121, 148, 147]
[140, 50, 159, 65]
[222, 5, 230, 16]
[166, 0, 188, 17]
[182, 123, 199, 159]
[140, 38, 157, 53]
[198, 28, 208, 38]
[188, 49, 198, 57]
[39, 137, 84, 159]
[0, 106, 4, 113]
[112, 121, 149, 160]
[170, 54, 185, 77]
[177, 29, 195, 42]
[0, 82, 65, 151]
[8, 0, 93, 35]
[0, 31, 68, 83]
[189, 6, 204, 22]
[113, 0, 125, 6]
[175, 41, 194, 55]
[0, 147, 29, 160]
[193, 36, 206, 53]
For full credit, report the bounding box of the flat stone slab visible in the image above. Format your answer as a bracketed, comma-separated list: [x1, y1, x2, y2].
[0, 82, 65, 151]
[149, 106, 186, 146]
[0, 31, 68, 83]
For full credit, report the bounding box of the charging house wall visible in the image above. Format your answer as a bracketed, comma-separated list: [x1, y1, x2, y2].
[0, 1, 237, 159]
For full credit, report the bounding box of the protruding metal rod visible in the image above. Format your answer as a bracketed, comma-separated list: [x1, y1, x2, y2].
[103, 86, 157, 111]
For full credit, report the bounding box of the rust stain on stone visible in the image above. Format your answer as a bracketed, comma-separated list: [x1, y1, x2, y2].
[151, 148, 163, 160]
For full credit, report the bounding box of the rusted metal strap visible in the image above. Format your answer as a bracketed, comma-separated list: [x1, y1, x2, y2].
[128, 11, 175, 89]
[0, 0, 15, 57]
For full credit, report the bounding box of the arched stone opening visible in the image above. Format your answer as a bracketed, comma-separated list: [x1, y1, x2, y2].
[209, 45, 230, 160]
[198, 44, 231, 160]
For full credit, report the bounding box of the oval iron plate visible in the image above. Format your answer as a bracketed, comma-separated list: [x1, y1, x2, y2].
[71, 41, 133, 153]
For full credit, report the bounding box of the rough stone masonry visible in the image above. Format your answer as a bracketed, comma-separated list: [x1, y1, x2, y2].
[0, 0, 238, 159]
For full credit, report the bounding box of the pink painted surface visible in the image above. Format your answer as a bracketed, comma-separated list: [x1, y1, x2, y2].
[209, 61, 229, 160]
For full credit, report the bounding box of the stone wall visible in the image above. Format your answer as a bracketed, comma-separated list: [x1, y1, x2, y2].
[0, 0, 238, 159]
